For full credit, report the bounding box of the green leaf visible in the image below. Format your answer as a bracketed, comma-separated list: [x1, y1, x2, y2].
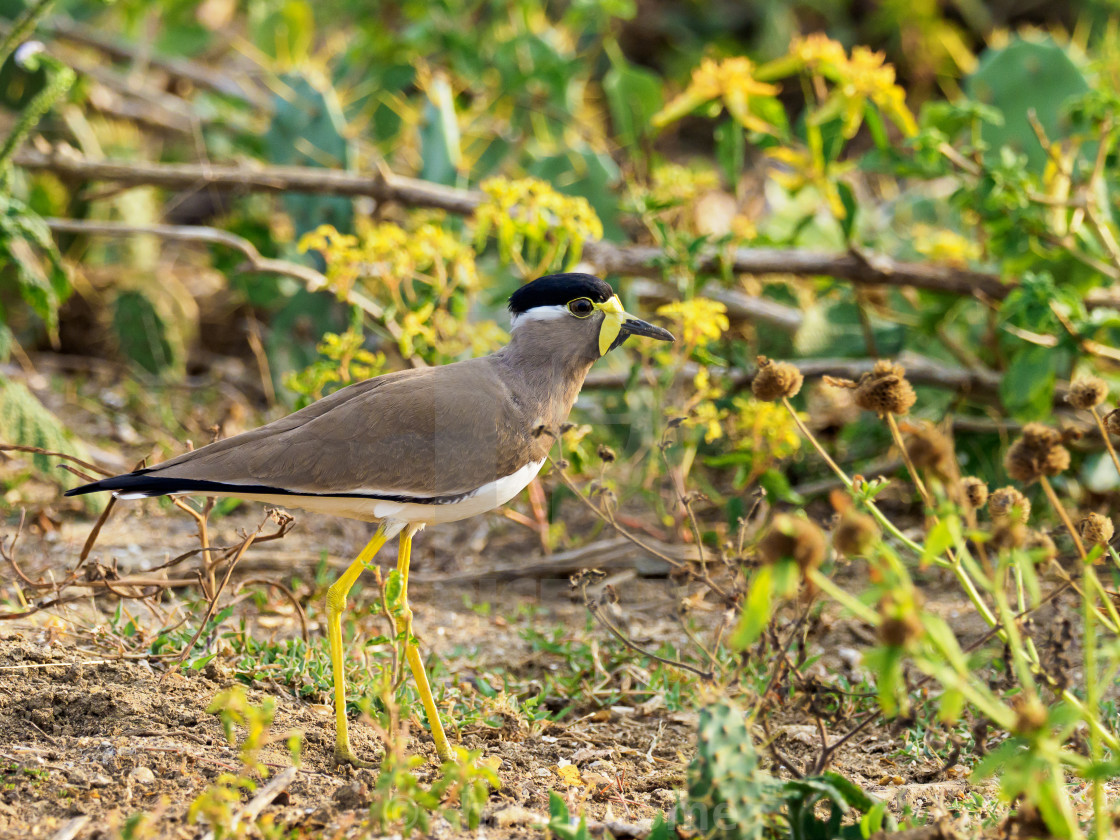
[836, 181, 857, 242]
[385, 570, 404, 610]
[420, 73, 462, 186]
[714, 119, 745, 186]
[1000, 344, 1057, 421]
[0, 374, 97, 503]
[603, 46, 662, 150]
[112, 289, 175, 375]
[922, 518, 957, 566]
[730, 564, 773, 649]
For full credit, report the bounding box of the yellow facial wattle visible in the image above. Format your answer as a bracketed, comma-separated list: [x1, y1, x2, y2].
[594, 295, 626, 356]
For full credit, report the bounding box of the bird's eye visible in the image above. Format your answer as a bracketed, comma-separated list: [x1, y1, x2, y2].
[568, 298, 595, 318]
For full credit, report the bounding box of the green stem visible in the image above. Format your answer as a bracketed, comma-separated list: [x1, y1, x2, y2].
[806, 568, 879, 625]
[0, 58, 74, 178]
[0, 0, 54, 64]
[1083, 553, 1106, 840]
[782, 397, 927, 558]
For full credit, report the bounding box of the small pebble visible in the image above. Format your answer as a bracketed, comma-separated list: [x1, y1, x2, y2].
[130, 766, 156, 785]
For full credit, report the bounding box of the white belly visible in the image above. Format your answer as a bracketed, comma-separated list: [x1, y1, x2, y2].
[159, 458, 546, 526]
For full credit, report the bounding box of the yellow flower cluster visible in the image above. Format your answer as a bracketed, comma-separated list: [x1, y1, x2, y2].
[397, 304, 507, 360]
[766, 146, 855, 219]
[649, 163, 721, 207]
[789, 34, 917, 138]
[656, 297, 730, 347]
[911, 225, 981, 266]
[299, 220, 478, 305]
[283, 328, 386, 403]
[673, 367, 727, 443]
[474, 177, 603, 274]
[727, 396, 802, 460]
[652, 56, 780, 134]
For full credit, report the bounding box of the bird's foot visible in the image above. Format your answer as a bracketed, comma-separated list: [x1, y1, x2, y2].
[332, 744, 378, 770]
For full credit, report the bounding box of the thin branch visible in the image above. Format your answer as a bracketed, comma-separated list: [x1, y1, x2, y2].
[16, 149, 483, 214]
[44, 218, 331, 294]
[586, 352, 1008, 400]
[46, 17, 268, 107]
[15, 149, 1015, 299]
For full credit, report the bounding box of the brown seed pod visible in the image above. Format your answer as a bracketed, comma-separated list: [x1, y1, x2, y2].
[877, 594, 924, 648]
[961, 477, 989, 509]
[1079, 512, 1115, 547]
[903, 422, 955, 482]
[757, 513, 826, 573]
[989, 487, 1031, 525]
[990, 522, 1027, 552]
[832, 510, 879, 557]
[751, 356, 804, 401]
[1066, 377, 1109, 410]
[1011, 695, 1049, 735]
[1004, 423, 1070, 484]
[1024, 529, 1058, 560]
[878, 614, 923, 648]
[851, 360, 917, 416]
[1105, 408, 1120, 437]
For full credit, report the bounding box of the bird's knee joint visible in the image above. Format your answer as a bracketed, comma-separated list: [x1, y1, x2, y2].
[326, 584, 347, 615]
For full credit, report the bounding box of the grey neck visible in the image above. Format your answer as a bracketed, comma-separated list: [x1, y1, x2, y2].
[492, 322, 599, 430]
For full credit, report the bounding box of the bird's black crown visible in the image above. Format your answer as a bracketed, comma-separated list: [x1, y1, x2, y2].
[508, 273, 614, 314]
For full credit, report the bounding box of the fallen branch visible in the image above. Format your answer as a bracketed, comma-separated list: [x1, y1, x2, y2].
[585, 351, 1003, 397]
[46, 17, 268, 107]
[410, 536, 685, 585]
[44, 218, 331, 294]
[17, 149, 483, 214]
[17, 149, 1013, 299]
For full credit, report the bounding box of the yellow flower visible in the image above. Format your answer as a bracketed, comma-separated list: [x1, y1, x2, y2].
[649, 163, 720, 206]
[656, 298, 730, 346]
[695, 401, 725, 443]
[729, 397, 803, 460]
[790, 37, 916, 139]
[912, 225, 980, 266]
[765, 146, 853, 219]
[475, 177, 602, 273]
[652, 56, 780, 134]
[790, 33, 848, 72]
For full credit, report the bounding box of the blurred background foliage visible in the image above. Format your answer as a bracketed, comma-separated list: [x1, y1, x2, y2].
[2, 0, 1120, 521]
[9, 3, 1120, 834]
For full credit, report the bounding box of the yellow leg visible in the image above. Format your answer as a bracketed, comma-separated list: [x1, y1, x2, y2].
[396, 525, 453, 762]
[326, 522, 393, 768]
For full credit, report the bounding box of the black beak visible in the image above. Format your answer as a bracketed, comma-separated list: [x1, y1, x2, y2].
[609, 317, 676, 352]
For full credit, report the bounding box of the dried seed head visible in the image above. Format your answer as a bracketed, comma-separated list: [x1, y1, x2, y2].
[853, 360, 917, 416]
[903, 422, 955, 482]
[1066, 377, 1109, 410]
[1024, 529, 1058, 560]
[832, 510, 879, 558]
[990, 522, 1027, 552]
[596, 444, 616, 463]
[989, 486, 1031, 525]
[1106, 408, 1120, 437]
[878, 615, 923, 648]
[1004, 423, 1070, 484]
[807, 383, 860, 430]
[1079, 513, 1115, 547]
[751, 356, 804, 401]
[961, 477, 989, 509]
[757, 513, 826, 573]
[877, 595, 923, 648]
[1011, 695, 1049, 735]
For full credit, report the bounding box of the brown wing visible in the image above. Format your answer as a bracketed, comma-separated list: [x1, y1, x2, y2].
[147, 358, 538, 497]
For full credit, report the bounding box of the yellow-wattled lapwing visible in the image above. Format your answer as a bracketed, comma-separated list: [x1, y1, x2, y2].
[67, 273, 674, 766]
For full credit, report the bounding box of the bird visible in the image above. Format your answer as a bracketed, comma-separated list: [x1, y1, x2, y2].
[66, 272, 675, 767]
